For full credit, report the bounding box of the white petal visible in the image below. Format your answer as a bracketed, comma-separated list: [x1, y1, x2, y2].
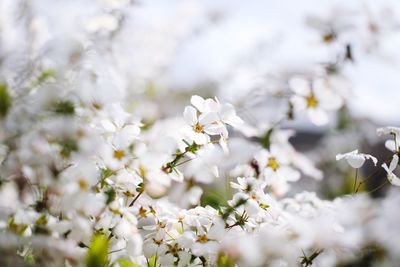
[198, 112, 218, 126]
[289, 76, 311, 96]
[382, 163, 391, 174]
[377, 126, 400, 137]
[314, 80, 343, 110]
[308, 108, 329, 126]
[336, 153, 346, 161]
[385, 140, 397, 152]
[389, 154, 399, 171]
[388, 173, 400, 186]
[204, 98, 219, 112]
[211, 165, 219, 178]
[220, 104, 243, 127]
[364, 154, 378, 166]
[203, 123, 225, 135]
[170, 169, 184, 182]
[219, 137, 229, 154]
[159, 254, 175, 266]
[290, 95, 307, 112]
[183, 106, 198, 125]
[347, 154, 365, 169]
[192, 132, 208, 145]
[191, 95, 205, 112]
[143, 243, 157, 258]
[278, 166, 301, 182]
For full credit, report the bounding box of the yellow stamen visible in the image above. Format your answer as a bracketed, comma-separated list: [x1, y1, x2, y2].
[139, 206, 147, 218]
[78, 178, 88, 190]
[193, 123, 204, 133]
[267, 157, 280, 171]
[306, 94, 318, 108]
[113, 149, 125, 160]
[197, 235, 209, 243]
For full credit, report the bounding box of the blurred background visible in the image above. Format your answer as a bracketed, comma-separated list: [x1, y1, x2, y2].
[1, 0, 400, 199]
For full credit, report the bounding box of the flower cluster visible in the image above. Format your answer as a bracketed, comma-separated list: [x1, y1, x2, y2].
[1, 1, 400, 267]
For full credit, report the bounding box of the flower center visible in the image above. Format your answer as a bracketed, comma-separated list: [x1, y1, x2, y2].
[154, 239, 163, 246]
[197, 235, 209, 243]
[78, 178, 88, 190]
[169, 244, 179, 254]
[267, 157, 280, 171]
[139, 206, 147, 218]
[306, 94, 318, 108]
[193, 123, 204, 133]
[113, 149, 125, 160]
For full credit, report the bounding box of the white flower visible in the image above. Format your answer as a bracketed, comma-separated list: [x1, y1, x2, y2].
[190, 95, 220, 113]
[219, 103, 244, 128]
[190, 220, 225, 256]
[191, 95, 243, 131]
[376, 126, 400, 137]
[230, 177, 268, 195]
[336, 150, 378, 168]
[183, 145, 222, 184]
[382, 155, 400, 186]
[86, 14, 119, 33]
[138, 151, 184, 186]
[289, 76, 343, 126]
[182, 106, 225, 145]
[254, 146, 300, 189]
[143, 230, 168, 258]
[377, 126, 400, 152]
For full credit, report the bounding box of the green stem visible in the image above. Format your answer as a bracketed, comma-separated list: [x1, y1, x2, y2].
[353, 168, 358, 193]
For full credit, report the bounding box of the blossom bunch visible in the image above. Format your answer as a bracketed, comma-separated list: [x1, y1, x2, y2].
[1, 1, 400, 267]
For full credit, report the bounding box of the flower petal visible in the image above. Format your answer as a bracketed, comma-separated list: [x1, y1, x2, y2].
[389, 154, 399, 171]
[183, 106, 198, 125]
[191, 95, 205, 112]
[198, 112, 218, 126]
[203, 123, 225, 135]
[289, 76, 311, 96]
[308, 108, 329, 126]
[347, 154, 365, 169]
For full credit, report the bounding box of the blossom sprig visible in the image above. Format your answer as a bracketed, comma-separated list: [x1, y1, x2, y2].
[163, 96, 243, 183]
[3, 1, 400, 266]
[162, 140, 201, 175]
[182, 95, 243, 147]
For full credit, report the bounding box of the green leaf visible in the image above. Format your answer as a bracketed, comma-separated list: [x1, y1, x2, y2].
[53, 100, 75, 116]
[260, 128, 273, 150]
[101, 168, 115, 179]
[105, 188, 116, 205]
[86, 233, 109, 267]
[118, 258, 140, 267]
[200, 190, 226, 210]
[0, 83, 11, 118]
[36, 69, 56, 85]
